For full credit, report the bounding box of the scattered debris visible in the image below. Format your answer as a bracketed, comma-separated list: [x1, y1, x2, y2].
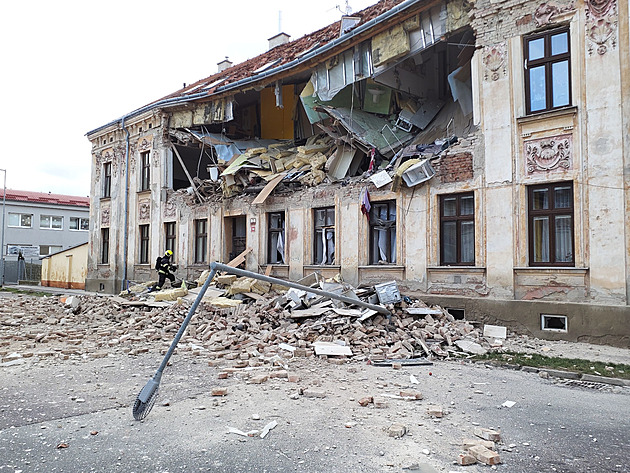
[387, 423, 407, 438]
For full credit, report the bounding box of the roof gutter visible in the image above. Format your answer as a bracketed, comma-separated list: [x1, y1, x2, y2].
[86, 0, 423, 138]
[214, 0, 423, 94]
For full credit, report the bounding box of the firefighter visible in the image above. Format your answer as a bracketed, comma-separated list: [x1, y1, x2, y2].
[150, 250, 177, 292]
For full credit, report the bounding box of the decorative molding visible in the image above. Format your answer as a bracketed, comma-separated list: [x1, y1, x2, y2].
[482, 43, 507, 81]
[586, 0, 617, 55]
[164, 200, 176, 218]
[152, 150, 159, 167]
[139, 138, 151, 151]
[101, 207, 110, 226]
[139, 200, 151, 221]
[525, 134, 572, 173]
[534, 1, 575, 27]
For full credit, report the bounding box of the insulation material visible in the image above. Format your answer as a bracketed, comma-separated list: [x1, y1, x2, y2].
[371, 23, 410, 67]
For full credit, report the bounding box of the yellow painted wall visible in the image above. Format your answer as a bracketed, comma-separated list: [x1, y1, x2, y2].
[41, 243, 88, 290]
[261, 85, 295, 139]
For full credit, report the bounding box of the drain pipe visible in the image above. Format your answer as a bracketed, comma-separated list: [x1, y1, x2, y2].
[120, 116, 131, 292]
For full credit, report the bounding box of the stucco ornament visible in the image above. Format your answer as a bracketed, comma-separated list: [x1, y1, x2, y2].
[152, 150, 159, 167]
[525, 134, 572, 173]
[534, 1, 575, 26]
[482, 43, 507, 81]
[94, 152, 102, 181]
[101, 207, 110, 226]
[164, 200, 176, 218]
[586, 0, 617, 55]
[139, 200, 151, 221]
[139, 138, 151, 151]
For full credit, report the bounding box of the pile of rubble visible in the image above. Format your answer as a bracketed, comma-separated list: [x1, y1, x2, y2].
[0, 274, 499, 364]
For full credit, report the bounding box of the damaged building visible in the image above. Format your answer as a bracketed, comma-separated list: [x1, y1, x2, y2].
[85, 0, 630, 347]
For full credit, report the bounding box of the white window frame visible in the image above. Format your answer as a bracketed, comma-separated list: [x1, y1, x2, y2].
[40, 215, 63, 230]
[69, 216, 89, 231]
[8, 212, 33, 228]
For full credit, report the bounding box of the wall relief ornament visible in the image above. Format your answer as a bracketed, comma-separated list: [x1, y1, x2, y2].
[164, 200, 176, 218]
[586, 0, 617, 55]
[534, 1, 575, 27]
[94, 152, 103, 181]
[482, 43, 507, 81]
[139, 138, 151, 151]
[525, 134, 572, 173]
[139, 200, 151, 221]
[101, 207, 110, 226]
[152, 150, 159, 167]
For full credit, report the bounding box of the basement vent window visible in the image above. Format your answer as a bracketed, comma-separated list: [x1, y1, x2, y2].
[446, 308, 465, 320]
[541, 314, 568, 332]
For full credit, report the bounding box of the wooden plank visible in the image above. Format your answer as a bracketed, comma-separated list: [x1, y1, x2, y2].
[226, 247, 252, 267]
[313, 342, 353, 356]
[252, 173, 286, 204]
[265, 265, 273, 276]
[290, 307, 331, 318]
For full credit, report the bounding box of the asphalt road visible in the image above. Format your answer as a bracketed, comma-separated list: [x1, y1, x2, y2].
[1, 352, 629, 473]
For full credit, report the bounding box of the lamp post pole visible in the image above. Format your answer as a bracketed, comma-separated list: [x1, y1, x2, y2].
[0, 168, 6, 287]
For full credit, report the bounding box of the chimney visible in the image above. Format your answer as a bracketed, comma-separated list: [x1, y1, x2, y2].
[268, 32, 290, 50]
[217, 57, 233, 73]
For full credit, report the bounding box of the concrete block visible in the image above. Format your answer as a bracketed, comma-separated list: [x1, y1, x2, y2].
[581, 374, 630, 386]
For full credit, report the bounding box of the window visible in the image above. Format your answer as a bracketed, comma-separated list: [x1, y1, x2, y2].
[8, 213, 32, 228]
[268, 212, 285, 264]
[313, 207, 335, 265]
[140, 151, 151, 191]
[524, 27, 571, 114]
[139, 224, 150, 264]
[440, 193, 475, 265]
[69, 217, 89, 231]
[165, 222, 176, 254]
[40, 215, 63, 230]
[101, 228, 110, 264]
[39, 245, 62, 256]
[103, 162, 112, 198]
[369, 201, 397, 264]
[528, 182, 574, 266]
[194, 219, 207, 263]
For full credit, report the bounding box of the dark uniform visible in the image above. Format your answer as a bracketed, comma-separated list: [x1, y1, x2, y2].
[152, 251, 176, 291]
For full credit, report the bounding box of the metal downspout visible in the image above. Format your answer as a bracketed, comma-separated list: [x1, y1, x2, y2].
[121, 116, 130, 292]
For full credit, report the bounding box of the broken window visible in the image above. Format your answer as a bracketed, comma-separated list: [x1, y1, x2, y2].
[171, 144, 213, 191]
[440, 193, 474, 265]
[369, 201, 397, 264]
[139, 224, 150, 264]
[268, 212, 285, 264]
[313, 207, 335, 265]
[101, 228, 109, 264]
[40, 215, 63, 230]
[226, 216, 247, 263]
[140, 151, 151, 191]
[8, 213, 32, 228]
[69, 217, 89, 231]
[524, 27, 571, 114]
[103, 162, 112, 198]
[528, 182, 574, 266]
[194, 219, 207, 264]
[165, 222, 176, 255]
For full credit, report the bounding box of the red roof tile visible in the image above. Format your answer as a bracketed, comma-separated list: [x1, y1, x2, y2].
[0, 189, 90, 207]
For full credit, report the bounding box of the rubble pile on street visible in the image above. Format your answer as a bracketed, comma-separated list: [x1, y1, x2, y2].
[0, 278, 495, 363]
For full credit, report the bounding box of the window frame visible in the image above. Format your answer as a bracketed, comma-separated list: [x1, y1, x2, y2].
[165, 222, 176, 255]
[527, 181, 575, 266]
[140, 151, 151, 191]
[139, 224, 150, 264]
[439, 192, 475, 266]
[194, 219, 207, 264]
[40, 215, 63, 230]
[101, 228, 110, 264]
[103, 162, 112, 198]
[313, 206, 336, 265]
[69, 216, 89, 231]
[369, 200, 397, 265]
[267, 212, 286, 264]
[524, 26, 571, 115]
[8, 212, 33, 228]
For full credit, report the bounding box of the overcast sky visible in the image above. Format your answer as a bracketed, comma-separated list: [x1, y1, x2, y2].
[0, 0, 377, 197]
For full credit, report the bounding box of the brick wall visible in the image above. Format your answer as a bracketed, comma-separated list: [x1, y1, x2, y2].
[434, 152, 474, 183]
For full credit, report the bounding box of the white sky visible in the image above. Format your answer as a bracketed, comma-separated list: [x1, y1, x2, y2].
[0, 0, 377, 197]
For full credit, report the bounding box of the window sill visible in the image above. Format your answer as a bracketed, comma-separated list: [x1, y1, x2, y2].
[100, 197, 111, 201]
[137, 189, 151, 195]
[517, 106, 577, 124]
[514, 266, 588, 272]
[304, 264, 341, 270]
[428, 266, 486, 272]
[358, 265, 405, 270]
